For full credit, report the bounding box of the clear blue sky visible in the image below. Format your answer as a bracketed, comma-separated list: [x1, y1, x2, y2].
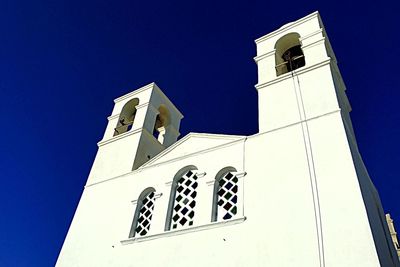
[0, 0, 399, 266]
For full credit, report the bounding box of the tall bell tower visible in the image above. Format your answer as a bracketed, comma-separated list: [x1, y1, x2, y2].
[254, 11, 354, 137]
[87, 82, 183, 185]
[253, 12, 399, 266]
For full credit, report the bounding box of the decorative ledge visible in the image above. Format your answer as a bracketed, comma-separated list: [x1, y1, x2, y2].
[120, 216, 246, 245]
[254, 11, 319, 43]
[196, 172, 207, 178]
[131, 193, 162, 204]
[235, 171, 247, 178]
[255, 58, 331, 89]
[301, 37, 325, 50]
[253, 49, 276, 62]
[206, 171, 246, 186]
[97, 127, 143, 147]
[299, 28, 323, 42]
[113, 83, 155, 103]
[107, 114, 120, 121]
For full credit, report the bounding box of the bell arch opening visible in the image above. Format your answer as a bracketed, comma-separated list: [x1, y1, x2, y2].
[275, 32, 305, 76]
[114, 98, 139, 136]
[153, 105, 170, 144]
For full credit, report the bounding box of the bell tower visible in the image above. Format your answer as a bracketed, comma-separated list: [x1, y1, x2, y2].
[87, 82, 183, 185]
[253, 11, 354, 138]
[253, 12, 399, 266]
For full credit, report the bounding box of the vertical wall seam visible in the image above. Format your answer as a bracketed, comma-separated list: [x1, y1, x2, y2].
[291, 71, 325, 267]
[242, 137, 247, 218]
[295, 73, 326, 267]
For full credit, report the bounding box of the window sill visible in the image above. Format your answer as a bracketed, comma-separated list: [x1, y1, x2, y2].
[120, 216, 246, 245]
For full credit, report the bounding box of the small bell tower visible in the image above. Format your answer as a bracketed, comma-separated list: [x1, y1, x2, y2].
[87, 83, 183, 184]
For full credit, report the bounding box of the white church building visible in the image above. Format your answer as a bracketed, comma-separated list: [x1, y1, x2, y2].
[56, 12, 400, 266]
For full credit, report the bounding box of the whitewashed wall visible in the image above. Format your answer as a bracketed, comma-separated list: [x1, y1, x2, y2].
[56, 11, 399, 267]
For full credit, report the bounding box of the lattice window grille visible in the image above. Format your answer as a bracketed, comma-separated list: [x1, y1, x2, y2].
[135, 191, 155, 237]
[171, 170, 198, 230]
[217, 172, 238, 221]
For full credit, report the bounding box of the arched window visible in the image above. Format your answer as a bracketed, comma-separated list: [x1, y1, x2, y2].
[275, 33, 305, 76]
[153, 105, 170, 144]
[129, 188, 156, 238]
[114, 98, 139, 136]
[166, 166, 199, 230]
[212, 167, 238, 222]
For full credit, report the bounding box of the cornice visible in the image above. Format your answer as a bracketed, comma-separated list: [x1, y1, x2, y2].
[254, 29, 324, 63]
[86, 110, 341, 188]
[255, 58, 331, 90]
[140, 132, 245, 168]
[135, 102, 159, 115]
[255, 11, 320, 44]
[107, 114, 120, 121]
[299, 28, 323, 42]
[113, 83, 155, 103]
[108, 101, 160, 120]
[139, 136, 246, 170]
[249, 109, 341, 140]
[120, 216, 246, 245]
[97, 127, 143, 147]
[84, 136, 247, 188]
[301, 37, 325, 50]
[112, 83, 184, 118]
[253, 49, 276, 62]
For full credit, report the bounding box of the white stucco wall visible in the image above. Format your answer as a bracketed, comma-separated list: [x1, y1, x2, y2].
[57, 11, 400, 267]
[57, 112, 390, 266]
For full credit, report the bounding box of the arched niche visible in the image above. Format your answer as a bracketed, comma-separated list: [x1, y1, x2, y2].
[153, 104, 170, 144]
[114, 98, 139, 136]
[275, 32, 305, 76]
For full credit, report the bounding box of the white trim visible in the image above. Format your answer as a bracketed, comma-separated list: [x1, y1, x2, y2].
[134, 102, 151, 110]
[253, 49, 276, 62]
[140, 132, 245, 168]
[196, 172, 207, 178]
[251, 109, 341, 138]
[253, 29, 323, 63]
[97, 127, 143, 147]
[107, 114, 120, 120]
[254, 11, 319, 43]
[206, 180, 215, 186]
[301, 37, 326, 50]
[120, 216, 247, 245]
[85, 110, 342, 188]
[142, 138, 246, 169]
[207, 171, 246, 185]
[112, 83, 184, 118]
[114, 83, 155, 103]
[131, 193, 161, 204]
[136, 102, 160, 116]
[234, 171, 247, 178]
[299, 29, 323, 42]
[255, 58, 331, 89]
